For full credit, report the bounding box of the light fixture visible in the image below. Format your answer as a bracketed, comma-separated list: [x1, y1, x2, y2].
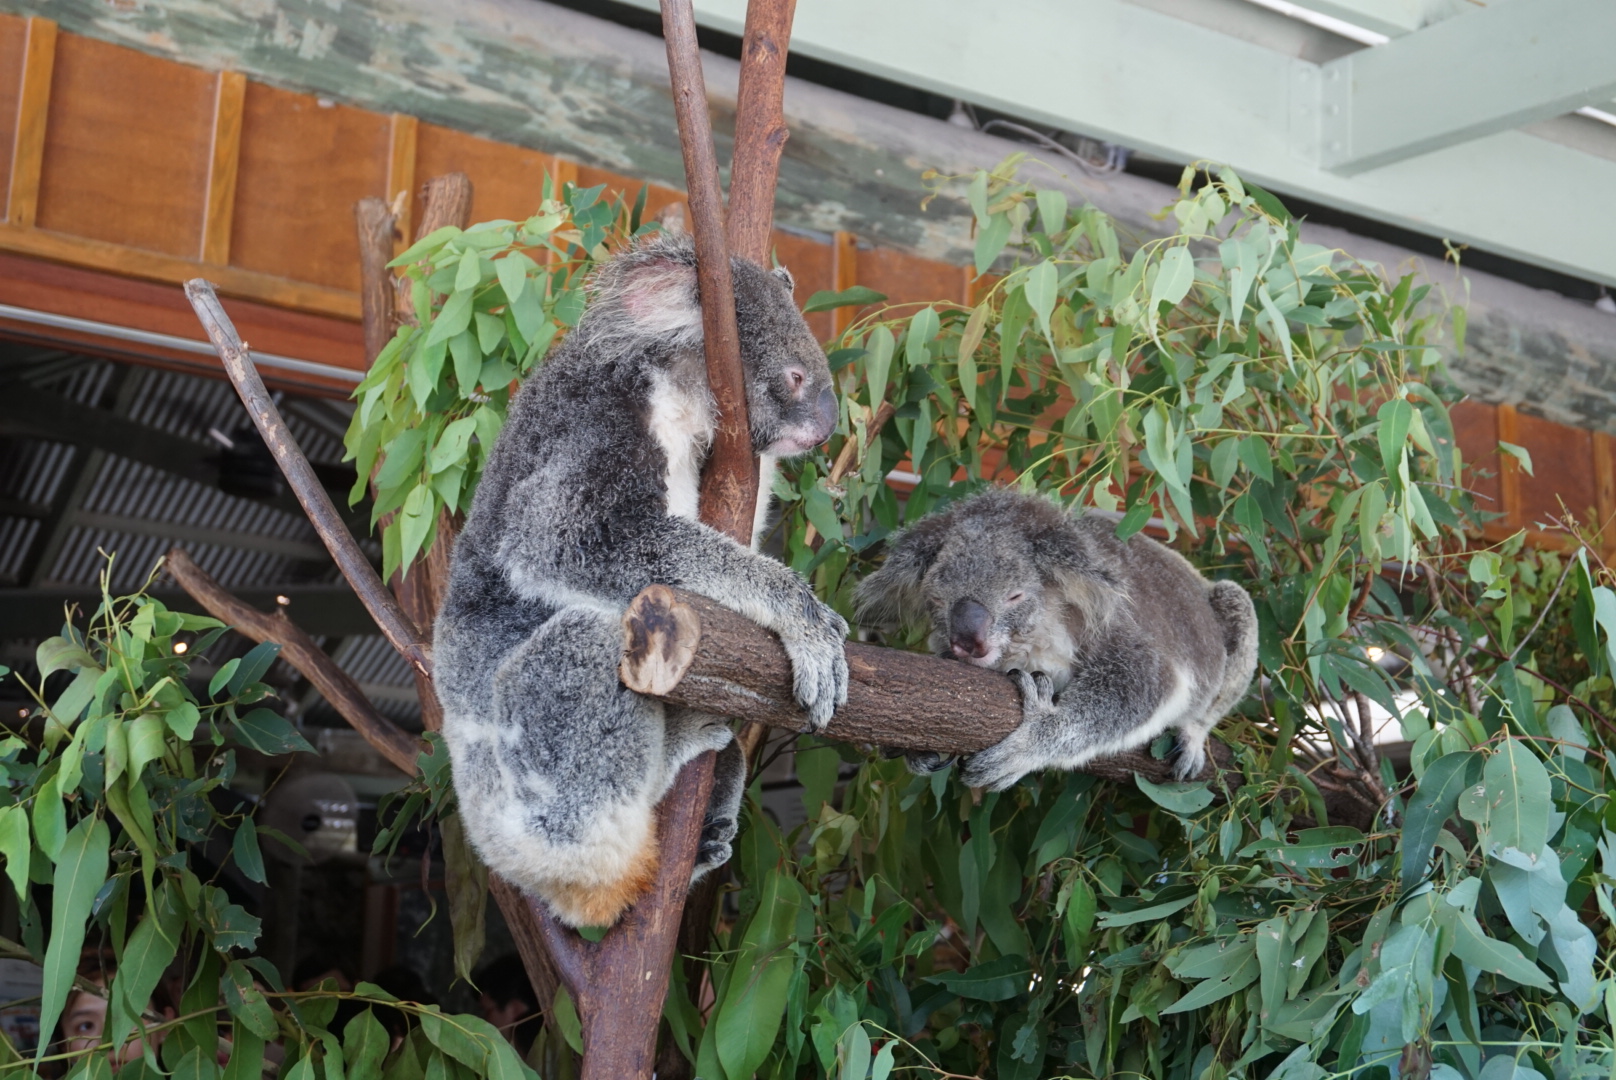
[276, 595, 291, 607]
[173, 641, 189, 655]
[1365, 646, 1385, 662]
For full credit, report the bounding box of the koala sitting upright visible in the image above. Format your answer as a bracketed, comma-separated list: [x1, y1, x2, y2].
[855, 490, 1256, 788]
[435, 235, 849, 928]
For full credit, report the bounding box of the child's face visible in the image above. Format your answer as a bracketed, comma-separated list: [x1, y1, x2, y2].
[62, 984, 152, 1066]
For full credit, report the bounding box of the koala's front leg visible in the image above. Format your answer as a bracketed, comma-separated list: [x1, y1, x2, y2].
[655, 522, 849, 731]
[960, 670, 1061, 791]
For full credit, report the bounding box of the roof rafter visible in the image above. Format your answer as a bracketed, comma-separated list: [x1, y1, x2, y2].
[1320, 0, 1616, 174]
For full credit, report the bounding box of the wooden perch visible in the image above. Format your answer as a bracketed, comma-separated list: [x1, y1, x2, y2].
[165, 548, 422, 774]
[618, 587, 1387, 828]
[181, 280, 431, 680]
[619, 584, 1227, 786]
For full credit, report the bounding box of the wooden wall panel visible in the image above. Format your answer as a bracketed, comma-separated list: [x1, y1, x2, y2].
[0, 16, 26, 212]
[1450, 400, 1503, 518]
[230, 82, 389, 292]
[771, 229, 834, 341]
[414, 123, 553, 229]
[1513, 409, 1597, 528]
[35, 34, 213, 257]
[858, 245, 968, 309]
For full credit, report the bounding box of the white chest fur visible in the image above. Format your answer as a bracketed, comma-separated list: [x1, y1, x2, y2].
[647, 370, 715, 522]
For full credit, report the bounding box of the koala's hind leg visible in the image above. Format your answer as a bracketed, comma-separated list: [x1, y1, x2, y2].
[1172, 581, 1258, 780]
[471, 604, 671, 928]
[1205, 581, 1258, 720]
[693, 737, 746, 882]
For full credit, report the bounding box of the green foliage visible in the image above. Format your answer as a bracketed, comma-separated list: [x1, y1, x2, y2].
[682, 160, 1616, 1079]
[0, 561, 535, 1079]
[343, 179, 656, 581]
[336, 155, 1614, 1078]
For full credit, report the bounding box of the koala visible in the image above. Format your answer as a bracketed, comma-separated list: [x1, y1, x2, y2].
[855, 489, 1256, 789]
[434, 234, 849, 928]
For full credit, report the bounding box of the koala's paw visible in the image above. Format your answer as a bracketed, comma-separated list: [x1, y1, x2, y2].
[959, 734, 1035, 792]
[959, 670, 1051, 791]
[692, 813, 738, 880]
[904, 750, 955, 775]
[693, 839, 733, 879]
[1170, 732, 1209, 781]
[1012, 669, 1059, 720]
[780, 591, 850, 733]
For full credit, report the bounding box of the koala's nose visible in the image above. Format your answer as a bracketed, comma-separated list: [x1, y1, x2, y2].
[949, 599, 992, 659]
[812, 386, 837, 445]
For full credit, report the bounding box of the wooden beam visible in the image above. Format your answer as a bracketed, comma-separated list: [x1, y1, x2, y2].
[0, 222, 360, 319]
[387, 113, 418, 251]
[6, 17, 56, 228]
[201, 70, 245, 265]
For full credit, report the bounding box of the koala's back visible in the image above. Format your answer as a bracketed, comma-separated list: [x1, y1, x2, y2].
[1071, 516, 1227, 678]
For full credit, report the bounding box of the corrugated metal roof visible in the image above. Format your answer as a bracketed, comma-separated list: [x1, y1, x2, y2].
[0, 345, 418, 741]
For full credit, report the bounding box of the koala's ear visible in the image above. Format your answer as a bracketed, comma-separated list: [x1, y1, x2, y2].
[771, 265, 796, 294]
[855, 517, 948, 626]
[610, 253, 702, 340]
[1033, 522, 1121, 627]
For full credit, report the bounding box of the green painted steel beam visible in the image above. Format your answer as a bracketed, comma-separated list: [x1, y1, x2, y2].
[618, 0, 1616, 284]
[1320, 0, 1616, 174]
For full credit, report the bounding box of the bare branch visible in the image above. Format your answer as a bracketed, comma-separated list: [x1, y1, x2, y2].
[182, 279, 432, 680]
[165, 547, 422, 774]
[661, 0, 757, 544]
[727, 0, 796, 264]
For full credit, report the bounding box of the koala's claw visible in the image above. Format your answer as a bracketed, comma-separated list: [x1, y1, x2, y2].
[1169, 733, 1209, 781]
[904, 750, 954, 775]
[1009, 669, 1058, 718]
[782, 595, 850, 732]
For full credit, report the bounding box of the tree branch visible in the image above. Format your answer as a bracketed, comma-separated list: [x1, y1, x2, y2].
[662, 0, 757, 543]
[726, 0, 796, 265]
[164, 547, 422, 774]
[180, 279, 431, 681]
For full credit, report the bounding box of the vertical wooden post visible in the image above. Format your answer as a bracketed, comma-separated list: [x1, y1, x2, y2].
[1594, 430, 1615, 558]
[201, 71, 245, 266]
[6, 17, 56, 228]
[831, 229, 859, 340]
[387, 114, 419, 251]
[353, 171, 566, 1040]
[1496, 403, 1523, 532]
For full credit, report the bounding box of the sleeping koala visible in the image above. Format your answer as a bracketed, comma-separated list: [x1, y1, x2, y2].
[855, 490, 1256, 788]
[435, 234, 848, 928]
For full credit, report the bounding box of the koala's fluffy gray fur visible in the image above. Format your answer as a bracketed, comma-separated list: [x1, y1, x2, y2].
[435, 235, 849, 928]
[855, 490, 1256, 789]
